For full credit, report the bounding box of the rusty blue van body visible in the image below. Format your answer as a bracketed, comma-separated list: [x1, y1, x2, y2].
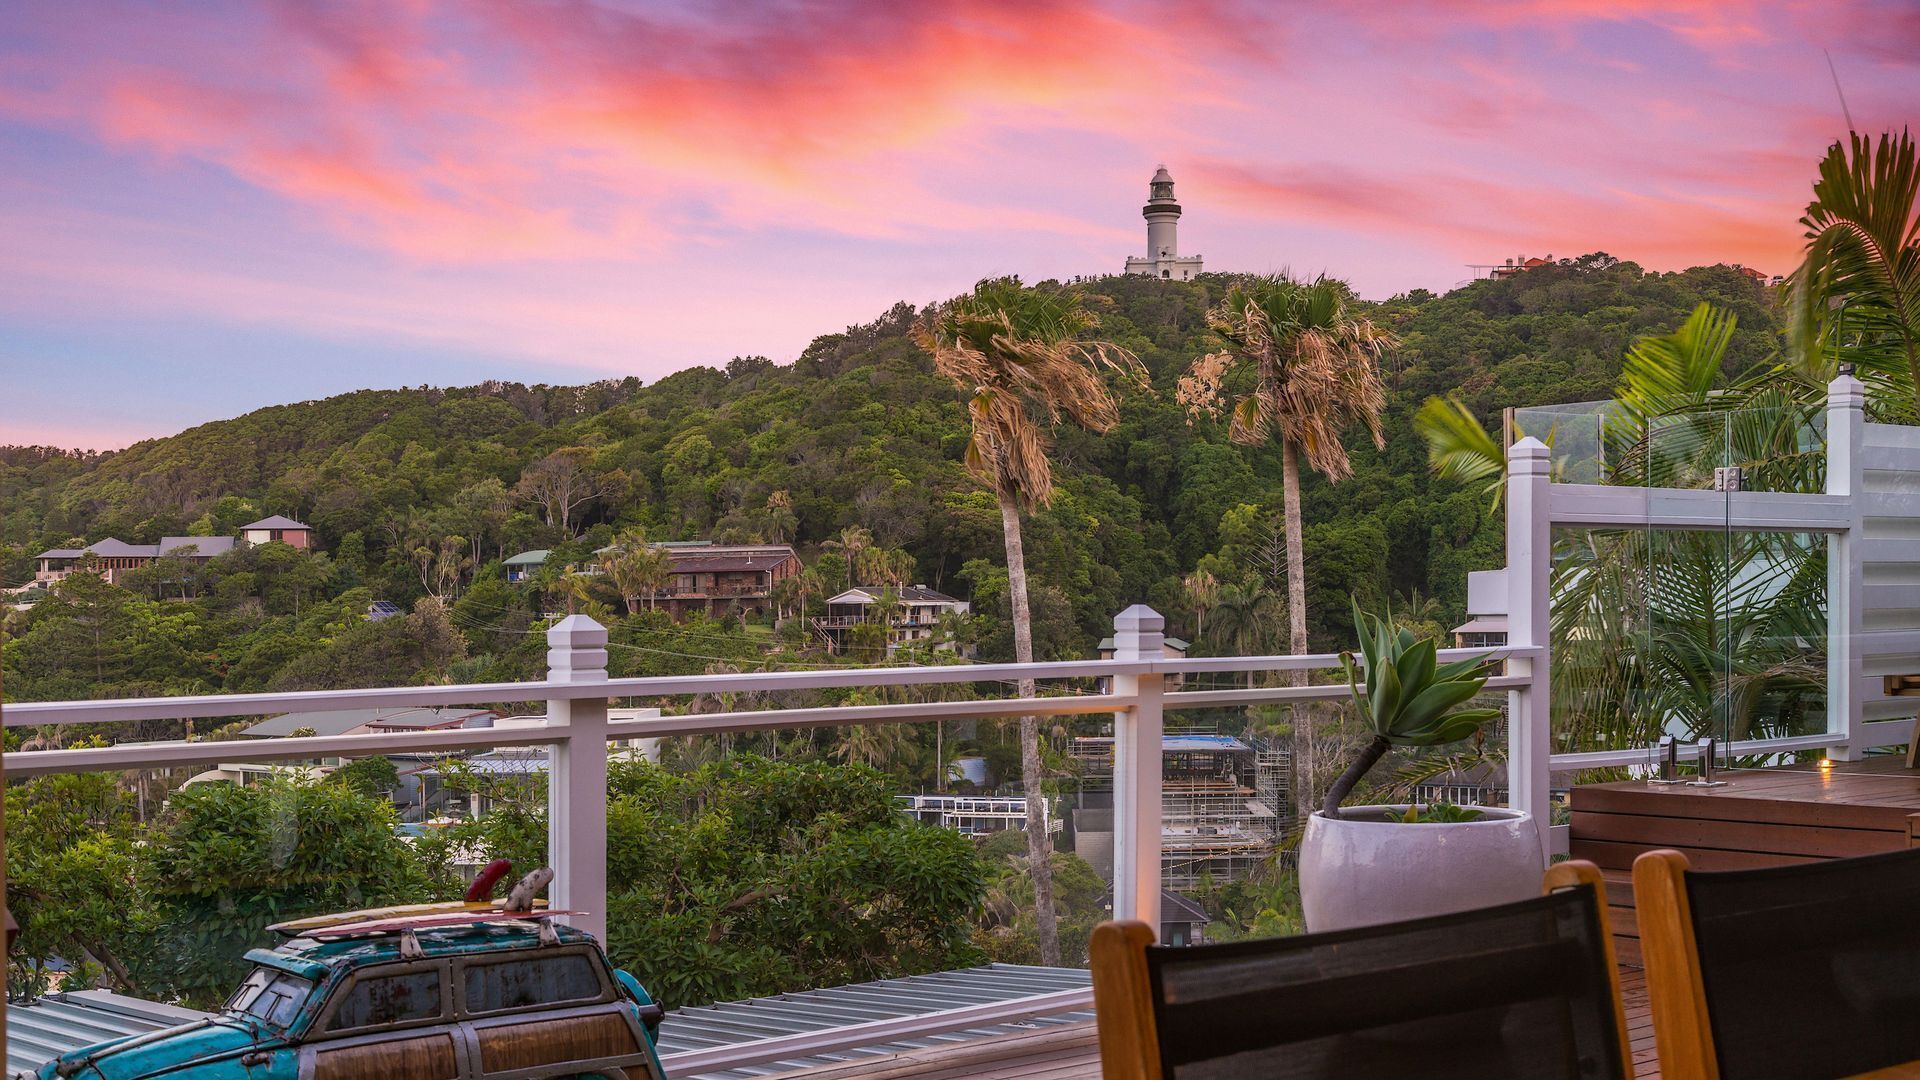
[35, 923, 665, 1080]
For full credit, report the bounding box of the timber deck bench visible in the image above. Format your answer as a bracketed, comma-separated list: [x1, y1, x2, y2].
[1570, 757, 1920, 965]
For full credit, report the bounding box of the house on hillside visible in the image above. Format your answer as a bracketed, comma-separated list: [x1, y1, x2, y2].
[503, 549, 550, 583]
[817, 585, 969, 654]
[592, 541, 801, 618]
[1489, 255, 1554, 280]
[661, 542, 800, 617]
[1099, 889, 1211, 948]
[29, 516, 313, 589]
[31, 535, 240, 587]
[1451, 569, 1509, 652]
[1729, 263, 1784, 286]
[240, 515, 314, 548]
[897, 793, 1051, 836]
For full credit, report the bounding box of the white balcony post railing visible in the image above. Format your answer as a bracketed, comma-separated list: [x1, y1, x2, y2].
[1828, 371, 1866, 760]
[1506, 436, 1554, 864]
[1110, 604, 1164, 927]
[546, 615, 610, 942]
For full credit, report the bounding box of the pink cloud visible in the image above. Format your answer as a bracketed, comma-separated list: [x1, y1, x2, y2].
[1197, 158, 1804, 275]
[0, 0, 1250, 262]
[1, 0, 1915, 451]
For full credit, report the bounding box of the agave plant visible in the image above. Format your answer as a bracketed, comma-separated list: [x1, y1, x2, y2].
[1324, 602, 1502, 818]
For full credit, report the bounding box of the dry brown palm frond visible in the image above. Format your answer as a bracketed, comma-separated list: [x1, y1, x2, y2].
[913, 276, 1142, 510]
[1194, 276, 1395, 482]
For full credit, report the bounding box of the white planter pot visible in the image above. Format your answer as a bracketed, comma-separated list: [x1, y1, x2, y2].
[1299, 806, 1542, 933]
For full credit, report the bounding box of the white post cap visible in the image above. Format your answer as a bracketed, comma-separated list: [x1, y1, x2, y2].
[546, 615, 609, 683]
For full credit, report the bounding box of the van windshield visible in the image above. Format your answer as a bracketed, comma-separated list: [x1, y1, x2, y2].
[226, 966, 312, 1030]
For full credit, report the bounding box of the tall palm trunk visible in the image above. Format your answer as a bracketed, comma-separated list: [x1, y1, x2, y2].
[999, 489, 1059, 966]
[1281, 440, 1312, 822]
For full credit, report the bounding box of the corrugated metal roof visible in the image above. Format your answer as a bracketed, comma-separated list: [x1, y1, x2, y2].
[655, 964, 1092, 1079]
[7, 969, 1091, 1079]
[157, 536, 238, 557]
[829, 586, 965, 605]
[7, 992, 208, 1078]
[1162, 734, 1249, 752]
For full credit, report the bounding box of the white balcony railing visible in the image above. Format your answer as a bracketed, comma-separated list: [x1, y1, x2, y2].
[4, 605, 1542, 1072]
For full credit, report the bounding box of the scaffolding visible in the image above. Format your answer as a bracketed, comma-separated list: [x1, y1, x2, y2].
[1070, 730, 1284, 887]
[1254, 739, 1291, 842]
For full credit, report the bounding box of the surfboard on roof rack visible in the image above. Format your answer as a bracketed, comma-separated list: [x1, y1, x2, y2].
[267, 898, 550, 937]
[302, 908, 582, 939]
[267, 859, 552, 937]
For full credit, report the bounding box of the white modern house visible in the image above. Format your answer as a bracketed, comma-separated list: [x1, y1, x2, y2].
[818, 585, 970, 654]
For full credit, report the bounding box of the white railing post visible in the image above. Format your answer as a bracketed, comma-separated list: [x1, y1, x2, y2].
[1506, 437, 1553, 864]
[1111, 605, 1164, 929]
[1828, 372, 1867, 760]
[546, 615, 609, 941]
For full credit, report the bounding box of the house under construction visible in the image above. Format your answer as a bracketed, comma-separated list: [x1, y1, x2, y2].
[1069, 732, 1291, 889]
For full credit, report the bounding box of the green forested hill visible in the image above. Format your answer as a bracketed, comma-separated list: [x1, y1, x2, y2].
[0, 256, 1783, 700]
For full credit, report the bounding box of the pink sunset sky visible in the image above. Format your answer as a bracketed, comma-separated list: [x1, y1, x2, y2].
[2, 0, 1917, 450]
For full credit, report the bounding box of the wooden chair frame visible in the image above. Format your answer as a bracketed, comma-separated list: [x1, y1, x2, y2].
[1544, 859, 1638, 1077]
[1632, 848, 1718, 1080]
[1088, 861, 1632, 1080]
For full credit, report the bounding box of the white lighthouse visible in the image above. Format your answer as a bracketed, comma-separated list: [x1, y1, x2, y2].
[1124, 165, 1203, 280]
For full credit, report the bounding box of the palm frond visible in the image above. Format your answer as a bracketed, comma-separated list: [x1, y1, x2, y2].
[914, 276, 1143, 510]
[1790, 130, 1920, 415]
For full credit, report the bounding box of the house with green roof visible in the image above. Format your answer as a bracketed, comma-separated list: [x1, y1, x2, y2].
[503, 549, 551, 583]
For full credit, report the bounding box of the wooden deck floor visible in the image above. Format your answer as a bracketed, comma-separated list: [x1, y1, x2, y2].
[800, 966, 1662, 1079]
[1621, 965, 1659, 1079]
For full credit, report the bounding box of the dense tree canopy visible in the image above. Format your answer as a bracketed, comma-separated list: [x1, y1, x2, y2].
[2, 261, 1785, 702]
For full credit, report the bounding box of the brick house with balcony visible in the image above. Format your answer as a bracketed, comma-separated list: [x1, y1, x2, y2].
[613, 542, 801, 618]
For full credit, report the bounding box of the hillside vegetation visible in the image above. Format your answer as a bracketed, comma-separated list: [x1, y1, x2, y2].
[2, 257, 1783, 702]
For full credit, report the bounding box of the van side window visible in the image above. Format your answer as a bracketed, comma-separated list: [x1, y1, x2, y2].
[327, 968, 443, 1031]
[463, 952, 601, 1014]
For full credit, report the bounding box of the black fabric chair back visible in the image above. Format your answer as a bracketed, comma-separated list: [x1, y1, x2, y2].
[1685, 847, 1920, 1079]
[1143, 888, 1626, 1079]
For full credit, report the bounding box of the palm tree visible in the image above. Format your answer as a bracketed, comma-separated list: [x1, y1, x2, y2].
[863, 547, 915, 587]
[914, 275, 1143, 967]
[824, 526, 872, 589]
[762, 490, 799, 544]
[1205, 582, 1281, 689]
[603, 529, 674, 613]
[834, 722, 912, 770]
[1182, 569, 1219, 642]
[1791, 129, 1920, 419]
[548, 563, 598, 616]
[870, 584, 904, 629]
[1180, 275, 1395, 812]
